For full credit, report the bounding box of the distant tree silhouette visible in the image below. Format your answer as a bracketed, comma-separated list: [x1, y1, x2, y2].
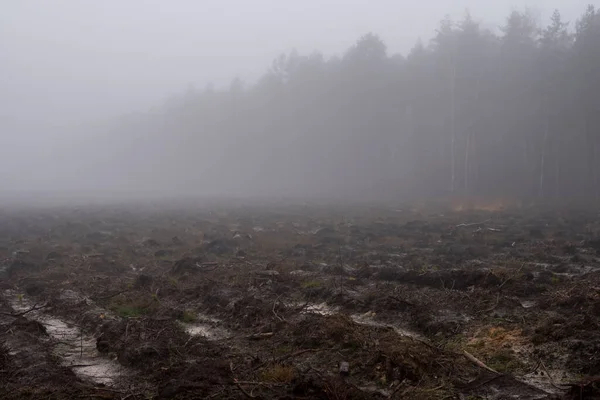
[97, 6, 600, 203]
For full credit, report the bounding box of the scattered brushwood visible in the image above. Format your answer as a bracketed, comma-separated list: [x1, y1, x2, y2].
[9, 317, 48, 336]
[96, 316, 232, 395]
[2, 204, 600, 399]
[0, 341, 10, 376]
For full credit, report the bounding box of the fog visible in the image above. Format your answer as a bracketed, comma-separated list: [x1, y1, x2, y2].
[1, 1, 598, 203]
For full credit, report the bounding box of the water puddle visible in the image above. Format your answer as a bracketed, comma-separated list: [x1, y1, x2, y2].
[289, 302, 421, 338]
[4, 290, 129, 386]
[350, 311, 423, 339]
[498, 341, 572, 395]
[181, 313, 230, 340]
[521, 370, 573, 396]
[519, 299, 538, 309]
[287, 302, 339, 316]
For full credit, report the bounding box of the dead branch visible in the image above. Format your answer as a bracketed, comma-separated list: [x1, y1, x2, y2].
[230, 361, 260, 399]
[455, 219, 491, 228]
[207, 387, 226, 399]
[198, 262, 219, 266]
[252, 348, 320, 371]
[0, 303, 49, 317]
[462, 373, 505, 391]
[272, 295, 287, 323]
[195, 262, 220, 271]
[234, 380, 258, 399]
[92, 289, 129, 301]
[463, 350, 499, 374]
[75, 383, 125, 394]
[480, 293, 500, 314]
[232, 381, 286, 386]
[69, 364, 99, 368]
[499, 262, 526, 289]
[293, 300, 312, 313]
[540, 360, 569, 391]
[247, 332, 274, 340]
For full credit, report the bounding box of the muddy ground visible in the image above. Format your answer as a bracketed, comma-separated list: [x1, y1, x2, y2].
[1, 201, 600, 399]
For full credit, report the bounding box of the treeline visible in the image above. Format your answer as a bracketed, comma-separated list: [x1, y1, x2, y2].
[100, 6, 600, 202]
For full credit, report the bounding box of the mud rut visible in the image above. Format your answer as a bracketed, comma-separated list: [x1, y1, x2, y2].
[1, 204, 600, 399]
[3, 289, 130, 386]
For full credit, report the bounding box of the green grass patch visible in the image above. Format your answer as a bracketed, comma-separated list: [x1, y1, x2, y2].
[113, 305, 146, 318]
[486, 349, 524, 373]
[301, 279, 324, 289]
[260, 365, 294, 383]
[180, 310, 198, 323]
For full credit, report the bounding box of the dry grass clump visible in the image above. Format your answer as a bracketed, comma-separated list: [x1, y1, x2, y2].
[261, 365, 294, 383]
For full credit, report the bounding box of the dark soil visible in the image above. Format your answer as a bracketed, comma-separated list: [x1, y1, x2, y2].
[1, 201, 599, 399]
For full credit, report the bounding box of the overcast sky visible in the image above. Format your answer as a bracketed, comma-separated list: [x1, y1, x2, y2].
[0, 0, 593, 140]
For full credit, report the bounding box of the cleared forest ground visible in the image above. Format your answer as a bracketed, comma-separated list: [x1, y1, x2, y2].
[1, 202, 599, 399]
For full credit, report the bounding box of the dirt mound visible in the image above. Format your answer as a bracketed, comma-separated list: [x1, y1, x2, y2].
[397, 268, 502, 290]
[10, 317, 48, 336]
[287, 314, 477, 390]
[170, 256, 204, 275]
[6, 260, 41, 279]
[4, 205, 600, 398]
[157, 359, 232, 399]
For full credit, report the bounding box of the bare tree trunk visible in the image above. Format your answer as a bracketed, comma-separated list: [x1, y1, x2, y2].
[465, 74, 482, 196]
[464, 133, 470, 194]
[554, 151, 560, 199]
[450, 58, 457, 193]
[472, 134, 478, 193]
[523, 137, 529, 198]
[592, 138, 600, 202]
[584, 118, 597, 201]
[539, 119, 549, 198]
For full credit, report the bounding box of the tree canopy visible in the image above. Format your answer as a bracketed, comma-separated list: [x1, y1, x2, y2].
[94, 6, 600, 203]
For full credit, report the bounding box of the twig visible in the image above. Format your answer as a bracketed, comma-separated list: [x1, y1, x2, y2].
[183, 335, 194, 348]
[499, 262, 526, 289]
[252, 348, 320, 371]
[154, 327, 168, 340]
[480, 293, 500, 314]
[456, 219, 491, 228]
[92, 290, 129, 301]
[0, 303, 49, 317]
[125, 319, 130, 339]
[540, 360, 569, 391]
[463, 350, 499, 374]
[207, 387, 226, 399]
[462, 373, 505, 390]
[232, 381, 285, 386]
[234, 380, 257, 399]
[195, 262, 220, 271]
[75, 383, 125, 394]
[338, 246, 344, 297]
[272, 295, 287, 323]
[78, 394, 113, 399]
[247, 332, 274, 340]
[230, 361, 258, 399]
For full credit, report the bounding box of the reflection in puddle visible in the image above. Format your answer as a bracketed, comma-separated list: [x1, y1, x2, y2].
[303, 302, 338, 316]
[521, 368, 574, 395]
[350, 311, 422, 339]
[4, 290, 128, 386]
[290, 302, 421, 338]
[182, 313, 230, 340]
[519, 299, 537, 309]
[287, 302, 338, 316]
